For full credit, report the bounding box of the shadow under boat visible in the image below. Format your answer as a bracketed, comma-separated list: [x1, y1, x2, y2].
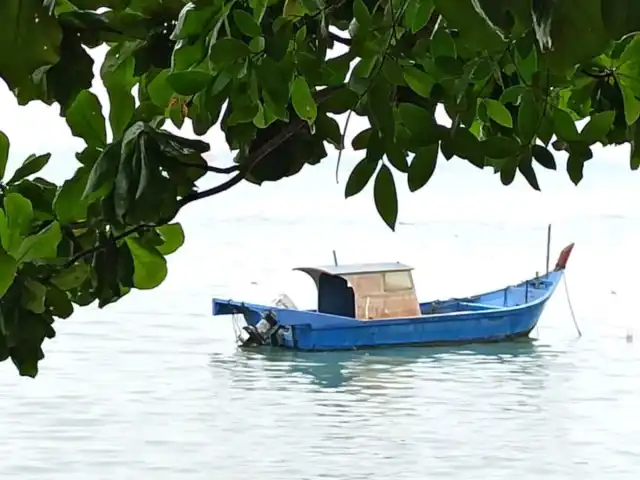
[212, 337, 548, 389]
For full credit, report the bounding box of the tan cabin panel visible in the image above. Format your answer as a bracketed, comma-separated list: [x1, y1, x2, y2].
[345, 273, 384, 295]
[346, 271, 420, 320]
[355, 290, 420, 319]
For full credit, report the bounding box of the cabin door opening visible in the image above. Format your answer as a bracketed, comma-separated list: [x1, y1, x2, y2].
[317, 273, 356, 318]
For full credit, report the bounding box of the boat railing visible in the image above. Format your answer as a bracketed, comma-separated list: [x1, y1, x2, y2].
[457, 301, 501, 311]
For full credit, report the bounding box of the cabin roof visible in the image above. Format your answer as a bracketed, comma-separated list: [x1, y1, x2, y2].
[293, 262, 413, 278]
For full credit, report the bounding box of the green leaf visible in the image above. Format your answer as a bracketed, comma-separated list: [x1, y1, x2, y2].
[166, 70, 214, 96]
[209, 38, 251, 67]
[567, 154, 585, 185]
[0, 0, 63, 89]
[353, 0, 371, 27]
[345, 158, 378, 198]
[0, 193, 33, 255]
[6, 154, 51, 185]
[156, 223, 185, 255]
[16, 221, 62, 263]
[518, 154, 540, 191]
[125, 237, 168, 290]
[291, 76, 317, 124]
[402, 67, 434, 98]
[147, 70, 175, 108]
[65, 90, 107, 147]
[373, 164, 398, 231]
[316, 113, 343, 149]
[602, 0, 640, 39]
[398, 104, 434, 130]
[482, 136, 520, 158]
[515, 46, 538, 85]
[53, 166, 90, 224]
[251, 0, 268, 22]
[534, 0, 608, 72]
[0, 247, 17, 297]
[367, 77, 395, 139]
[580, 111, 615, 144]
[352, 129, 371, 150]
[499, 157, 518, 185]
[249, 36, 265, 53]
[21, 280, 47, 314]
[500, 85, 526, 105]
[410, 0, 434, 33]
[50, 263, 90, 291]
[46, 285, 73, 319]
[484, 99, 513, 128]
[101, 43, 137, 137]
[435, 0, 504, 51]
[408, 144, 438, 192]
[0, 131, 9, 181]
[552, 108, 579, 142]
[232, 9, 262, 37]
[532, 145, 556, 170]
[516, 89, 539, 144]
[447, 128, 484, 168]
[430, 28, 456, 59]
[82, 142, 119, 203]
[617, 80, 640, 125]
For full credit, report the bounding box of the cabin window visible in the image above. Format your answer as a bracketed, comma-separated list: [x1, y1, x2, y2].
[383, 271, 413, 292]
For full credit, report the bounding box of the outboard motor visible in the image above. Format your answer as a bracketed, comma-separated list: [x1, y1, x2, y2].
[241, 311, 279, 346]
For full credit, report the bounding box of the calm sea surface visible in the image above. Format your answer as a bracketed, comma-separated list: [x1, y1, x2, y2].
[2, 102, 640, 478]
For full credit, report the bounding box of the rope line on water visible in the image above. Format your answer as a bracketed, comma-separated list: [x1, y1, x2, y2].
[563, 273, 582, 337]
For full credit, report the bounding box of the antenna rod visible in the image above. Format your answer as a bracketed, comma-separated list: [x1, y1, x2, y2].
[545, 224, 552, 275]
[332, 250, 338, 266]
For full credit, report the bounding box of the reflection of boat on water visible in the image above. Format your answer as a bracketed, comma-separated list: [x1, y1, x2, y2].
[212, 243, 576, 351]
[214, 339, 547, 389]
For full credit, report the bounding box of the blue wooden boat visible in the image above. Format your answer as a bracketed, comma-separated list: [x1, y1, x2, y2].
[212, 243, 575, 351]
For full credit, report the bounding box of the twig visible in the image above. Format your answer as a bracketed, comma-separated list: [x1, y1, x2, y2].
[59, 224, 152, 271]
[178, 119, 307, 207]
[175, 160, 240, 174]
[335, 0, 410, 183]
[329, 31, 351, 46]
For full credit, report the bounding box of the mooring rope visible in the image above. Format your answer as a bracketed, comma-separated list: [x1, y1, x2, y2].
[562, 273, 582, 337]
[231, 312, 243, 343]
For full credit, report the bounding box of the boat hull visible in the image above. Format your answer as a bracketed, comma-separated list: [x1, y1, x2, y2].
[275, 301, 547, 351]
[213, 270, 563, 352]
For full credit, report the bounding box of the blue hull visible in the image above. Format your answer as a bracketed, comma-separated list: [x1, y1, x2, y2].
[212, 270, 563, 351]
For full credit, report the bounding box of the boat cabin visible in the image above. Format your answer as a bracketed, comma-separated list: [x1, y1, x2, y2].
[294, 263, 420, 320]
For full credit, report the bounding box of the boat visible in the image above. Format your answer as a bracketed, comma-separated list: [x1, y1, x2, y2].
[212, 243, 575, 351]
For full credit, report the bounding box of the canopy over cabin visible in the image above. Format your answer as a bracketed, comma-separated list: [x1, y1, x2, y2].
[293, 262, 420, 320]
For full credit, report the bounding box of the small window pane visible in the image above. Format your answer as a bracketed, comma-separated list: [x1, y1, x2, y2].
[383, 271, 413, 292]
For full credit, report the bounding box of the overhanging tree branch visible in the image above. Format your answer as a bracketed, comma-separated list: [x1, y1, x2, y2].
[54, 86, 346, 272]
[175, 159, 240, 174]
[179, 85, 343, 207]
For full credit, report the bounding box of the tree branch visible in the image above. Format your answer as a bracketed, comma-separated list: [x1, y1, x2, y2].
[175, 159, 240, 174]
[178, 85, 343, 208]
[58, 224, 151, 271]
[178, 120, 307, 207]
[581, 69, 612, 79]
[329, 31, 351, 46]
[54, 85, 346, 272]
